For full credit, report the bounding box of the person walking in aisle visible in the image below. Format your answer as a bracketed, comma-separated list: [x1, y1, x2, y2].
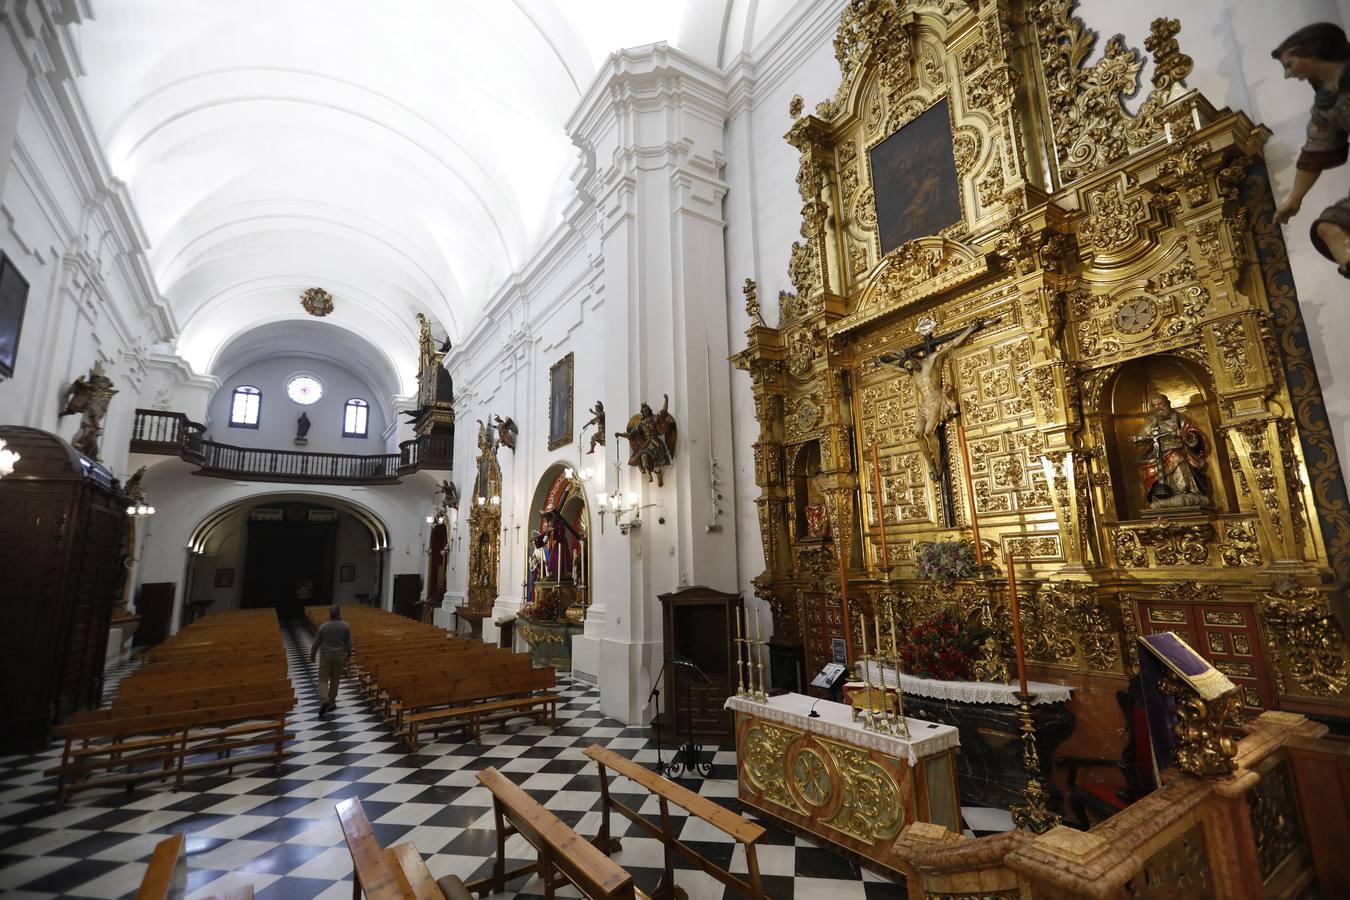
[310, 604, 353, 718]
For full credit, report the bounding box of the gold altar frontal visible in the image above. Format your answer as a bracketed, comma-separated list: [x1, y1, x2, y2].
[726, 693, 959, 874]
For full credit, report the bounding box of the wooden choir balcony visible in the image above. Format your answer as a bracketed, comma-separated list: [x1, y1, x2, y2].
[130, 409, 452, 485]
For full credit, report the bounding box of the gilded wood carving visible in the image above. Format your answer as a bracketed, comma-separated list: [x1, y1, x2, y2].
[733, 0, 1350, 716]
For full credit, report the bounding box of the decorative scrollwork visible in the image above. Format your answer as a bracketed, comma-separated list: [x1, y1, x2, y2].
[1260, 583, 1350, 697]
[1034, 4, 1188, 181]
[1158, 670, 1240, 777]
[743, 721, 806, 813]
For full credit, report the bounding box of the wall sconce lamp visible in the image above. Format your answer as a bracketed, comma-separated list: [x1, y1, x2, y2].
[0, 438, 19, 478]
[597, 491, 640, 534]
[127, 503, 155, 517]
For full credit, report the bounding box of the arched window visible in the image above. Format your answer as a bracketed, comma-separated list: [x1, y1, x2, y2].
[229, 385, 261, 428]
[343, 398, 369, 437]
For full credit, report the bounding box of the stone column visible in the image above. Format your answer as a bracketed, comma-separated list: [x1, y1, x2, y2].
[567, 44, 736, 723]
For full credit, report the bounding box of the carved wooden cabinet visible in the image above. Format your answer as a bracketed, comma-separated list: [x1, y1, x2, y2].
[658, 586, 739, 739]
[0, 427, 128, 753]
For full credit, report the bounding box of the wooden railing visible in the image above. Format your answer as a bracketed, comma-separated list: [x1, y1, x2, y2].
[130, 409, 452, 485]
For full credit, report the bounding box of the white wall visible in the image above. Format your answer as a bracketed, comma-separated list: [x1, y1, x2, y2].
[0, 1, 172, 482]
[204, 356, 389, 454]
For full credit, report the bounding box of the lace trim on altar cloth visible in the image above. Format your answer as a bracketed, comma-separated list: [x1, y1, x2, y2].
[724, 693, 959, 766]
[852, 663, 1075, 706]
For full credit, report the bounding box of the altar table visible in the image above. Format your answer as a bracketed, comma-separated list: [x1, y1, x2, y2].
[850, 664, 1078, 810]
[726, 693, 960, 874]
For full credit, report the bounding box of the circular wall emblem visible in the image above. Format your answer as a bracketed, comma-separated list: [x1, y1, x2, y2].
[1113, 297, 1156, 334]
[300, 287, 335, 317]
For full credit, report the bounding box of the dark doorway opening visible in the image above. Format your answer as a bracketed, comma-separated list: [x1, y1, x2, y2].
[243, 519, 337, 621]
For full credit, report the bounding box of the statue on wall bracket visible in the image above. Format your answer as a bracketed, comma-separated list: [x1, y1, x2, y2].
[615, 394, 677, 487]
[60, 360, 117, 461]
[493, 415, 517, 453]
[1133, 394, 1212, 512]
[1271, 23, 1350, 278]
[581, 401, 606, 455]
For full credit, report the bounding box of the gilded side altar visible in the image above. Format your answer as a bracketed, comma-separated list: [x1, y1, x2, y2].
[733, 0, 1350, 725]
[728, 693, 959, 872]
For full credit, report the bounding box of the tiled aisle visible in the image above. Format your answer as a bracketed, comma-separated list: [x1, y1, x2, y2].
[0, 623, 1013, 899]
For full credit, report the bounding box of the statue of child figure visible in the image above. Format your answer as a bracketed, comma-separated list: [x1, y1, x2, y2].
[1272, 23, 1350, 277]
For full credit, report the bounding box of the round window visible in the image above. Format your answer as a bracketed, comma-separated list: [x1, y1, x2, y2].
[286, 374, 324, 405]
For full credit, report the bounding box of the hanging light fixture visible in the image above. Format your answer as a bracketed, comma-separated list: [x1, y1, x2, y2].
[0, 438, 19, 478]
[127, 504, 155, 517]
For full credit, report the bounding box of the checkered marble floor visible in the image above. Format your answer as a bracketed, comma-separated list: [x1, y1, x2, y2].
[0, 622, 1013, 899]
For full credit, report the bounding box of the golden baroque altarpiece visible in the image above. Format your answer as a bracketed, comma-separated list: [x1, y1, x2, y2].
[733, 0, 1350, 722]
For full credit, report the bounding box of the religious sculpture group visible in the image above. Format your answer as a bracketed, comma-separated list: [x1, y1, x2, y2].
[60, 361, 116, 461]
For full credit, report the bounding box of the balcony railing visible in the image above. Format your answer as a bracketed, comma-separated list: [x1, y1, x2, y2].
[131, 409, 452, 485]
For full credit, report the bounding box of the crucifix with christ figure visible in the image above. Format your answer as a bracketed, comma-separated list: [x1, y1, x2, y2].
[878, 315, 990, 528]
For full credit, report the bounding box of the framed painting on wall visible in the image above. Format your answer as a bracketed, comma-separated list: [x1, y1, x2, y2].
[0, 251, 30, 380]
[339, 564, 356, 583]
[548, 352, 574, 450]
[868, 98, 962, 256]
[214, 568, 234, 588]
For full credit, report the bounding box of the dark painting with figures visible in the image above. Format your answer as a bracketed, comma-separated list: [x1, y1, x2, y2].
[548, 352, 573, 450]
[869, 98, 962, 256]
[0, 252, 29, 379]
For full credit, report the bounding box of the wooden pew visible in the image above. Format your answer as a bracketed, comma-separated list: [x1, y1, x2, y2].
[584, 744, 766, 900]
[467, 767, 641, 900]
[135, 833, 254, 899]
[336, 797, 473, 900]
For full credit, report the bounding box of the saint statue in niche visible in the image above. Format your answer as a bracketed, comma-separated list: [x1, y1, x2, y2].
[803, 459, 830, 539]
[1133, 394, 1212, 511]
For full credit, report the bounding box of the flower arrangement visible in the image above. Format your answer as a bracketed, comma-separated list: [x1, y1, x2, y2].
[899, 609, 979, 681]
[915, 539, 978, 584]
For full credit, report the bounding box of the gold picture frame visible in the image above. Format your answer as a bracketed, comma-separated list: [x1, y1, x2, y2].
[548, 352, 574, 450]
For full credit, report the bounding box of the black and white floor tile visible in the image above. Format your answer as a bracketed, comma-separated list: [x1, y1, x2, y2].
[0, 622, 1013, 899]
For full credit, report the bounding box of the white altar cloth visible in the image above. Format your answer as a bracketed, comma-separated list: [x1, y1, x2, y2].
[725, 692, 959, 766]
[854, 662, 1075, 706]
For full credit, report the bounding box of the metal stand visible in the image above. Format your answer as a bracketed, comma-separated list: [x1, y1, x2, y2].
[1010, 691, 1062, 834]
[664, 656, 713, 779]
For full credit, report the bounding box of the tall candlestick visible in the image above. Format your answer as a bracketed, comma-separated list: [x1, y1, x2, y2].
[874, 614, 883, 665]
[754, 606, 764, 700]
[861, 621, 872, 727]
[869, 444, 890, 570]
[956, 420, 985, 569]
[735, 605, 745, 696]
[1005, 550, 1028, 695]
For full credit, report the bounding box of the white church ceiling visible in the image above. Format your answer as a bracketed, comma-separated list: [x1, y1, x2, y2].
[71, 0, 765, 391]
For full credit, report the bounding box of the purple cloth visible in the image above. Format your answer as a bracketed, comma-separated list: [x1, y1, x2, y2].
[1141, 632, 1208, 676]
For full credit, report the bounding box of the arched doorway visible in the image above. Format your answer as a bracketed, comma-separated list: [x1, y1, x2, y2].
[521, 463, 591, 625]
[183, 493, 388, 624]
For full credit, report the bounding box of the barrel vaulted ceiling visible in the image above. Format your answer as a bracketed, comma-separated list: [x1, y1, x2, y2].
[72, 0, 789, 396]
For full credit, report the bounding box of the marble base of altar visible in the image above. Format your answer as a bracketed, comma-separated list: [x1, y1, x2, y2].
[516, 616, 580, 671]
[727, 693, 959, 874]
[846, 668, 1076, 810]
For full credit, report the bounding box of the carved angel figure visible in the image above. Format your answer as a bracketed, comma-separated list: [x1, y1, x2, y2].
[440, 479, 460, 509]
[1272, 23, 1350, 277]
[493, 415, 517, 452]
[60, 361, 117, 461]
[615, 394, 677, 487]
[581, 401, 605, 455]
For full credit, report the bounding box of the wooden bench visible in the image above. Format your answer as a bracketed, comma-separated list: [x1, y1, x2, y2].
[336, 797, 473, 900]
[467, 767, 641, 900]
[135, 833, 254, 899]
[584, 744, 766, 900]
[47, 699, 293, 804]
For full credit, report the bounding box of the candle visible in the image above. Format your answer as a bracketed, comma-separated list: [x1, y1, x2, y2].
[735, 605, 744, 694]
[874, 614, 883, 663]
[870, 444, 890, 570]
[1006, 550, 1028, 695]
[956, 421, 985, 569]
[754, 606, 762, 697]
